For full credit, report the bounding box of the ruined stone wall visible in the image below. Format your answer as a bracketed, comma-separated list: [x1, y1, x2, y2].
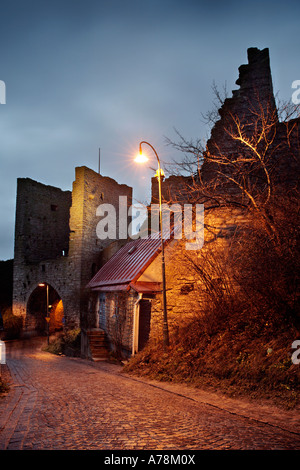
[203, 47, 299, 188]
[270, 118, 300, 188]
[157, 47, 299, 203]
[151, 175, 193, 205]
[205, 47, 277, 163]
[148, 49, 283, 343]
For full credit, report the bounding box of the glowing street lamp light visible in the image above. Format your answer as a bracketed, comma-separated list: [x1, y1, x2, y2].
[134, 153, 148, 164]
[135, 141, 169, 349]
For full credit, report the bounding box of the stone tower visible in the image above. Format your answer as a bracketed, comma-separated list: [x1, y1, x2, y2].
[12, 166, 132, 341]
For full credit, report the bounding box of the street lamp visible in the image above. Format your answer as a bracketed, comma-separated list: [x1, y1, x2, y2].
[39, 283, 50, 345]
[135, 141, 169, 348]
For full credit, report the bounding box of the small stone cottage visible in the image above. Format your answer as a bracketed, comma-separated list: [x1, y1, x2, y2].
[85, 222, 205, 359]
[86, 232, 166, 358]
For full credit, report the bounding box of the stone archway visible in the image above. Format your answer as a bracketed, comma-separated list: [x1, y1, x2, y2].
[26, 283, 64, 335]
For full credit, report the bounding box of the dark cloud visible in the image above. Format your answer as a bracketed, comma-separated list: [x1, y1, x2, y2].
[0, 0, 299, 259]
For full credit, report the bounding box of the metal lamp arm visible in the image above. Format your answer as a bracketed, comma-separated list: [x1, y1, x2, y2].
[139, 141, 161, 170]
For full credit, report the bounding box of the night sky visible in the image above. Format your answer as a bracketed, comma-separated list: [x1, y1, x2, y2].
[0, 0, 299, 260]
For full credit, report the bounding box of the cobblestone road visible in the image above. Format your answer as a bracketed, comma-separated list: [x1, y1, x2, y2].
[0, 338, 300, 451]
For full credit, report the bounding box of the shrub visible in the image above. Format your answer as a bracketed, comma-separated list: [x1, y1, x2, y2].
[0, 378, 9, 396]
[44, 328, 81, 357]
[2, 307, 23, 340]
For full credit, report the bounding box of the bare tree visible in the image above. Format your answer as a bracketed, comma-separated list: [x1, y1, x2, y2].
[166, 87, 299, 241]
[164, 87, 300, 333]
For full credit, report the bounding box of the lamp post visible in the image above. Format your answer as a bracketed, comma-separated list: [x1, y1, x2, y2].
[39, 283, 50, 345]
[135, 141, 169, 348]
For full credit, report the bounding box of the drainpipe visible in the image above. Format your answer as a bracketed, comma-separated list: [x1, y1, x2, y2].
[132, 293, 142, 356]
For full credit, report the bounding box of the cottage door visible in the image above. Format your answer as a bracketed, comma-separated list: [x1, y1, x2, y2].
[138, 299, 151, 351]
[98, 293, 106, 329]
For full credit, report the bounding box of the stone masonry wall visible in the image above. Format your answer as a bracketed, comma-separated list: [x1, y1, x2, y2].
[76, 167, 132, 332]
[14, 178, 72, 264]
[147, 206, 248, 345]
[12, 178, 73, 331]
[13, 166, 133, 342]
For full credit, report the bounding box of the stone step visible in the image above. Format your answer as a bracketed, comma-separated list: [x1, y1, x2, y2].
[89, 338, 107, 345]
[87, 329, 108, 361]
[89, 343, 106, 348]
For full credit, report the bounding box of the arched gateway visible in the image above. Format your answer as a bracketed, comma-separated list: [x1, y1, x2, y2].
[26, 283, 64, 335]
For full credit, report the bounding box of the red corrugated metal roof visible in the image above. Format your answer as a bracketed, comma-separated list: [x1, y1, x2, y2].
[130, 281, 162, 293]
[94, 284, 129, 292]
[87, 232, 165, 291]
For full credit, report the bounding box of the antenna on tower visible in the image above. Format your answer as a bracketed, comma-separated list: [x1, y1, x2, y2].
[98, 148, 100, 174]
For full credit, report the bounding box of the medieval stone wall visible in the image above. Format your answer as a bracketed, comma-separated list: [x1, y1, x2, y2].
[203, 47, 299, 189]
[14, 178, 72, 264]
[69, 167, 132, 333]
[146, 47, 300, 346]
[13, 166, 132, 338]
[76, 167, 132, 294]
[13, 178, 73, 330]
[205, 47, 277, 163]
[146, 205, 248, 345]
[156, 47, 299, 205]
